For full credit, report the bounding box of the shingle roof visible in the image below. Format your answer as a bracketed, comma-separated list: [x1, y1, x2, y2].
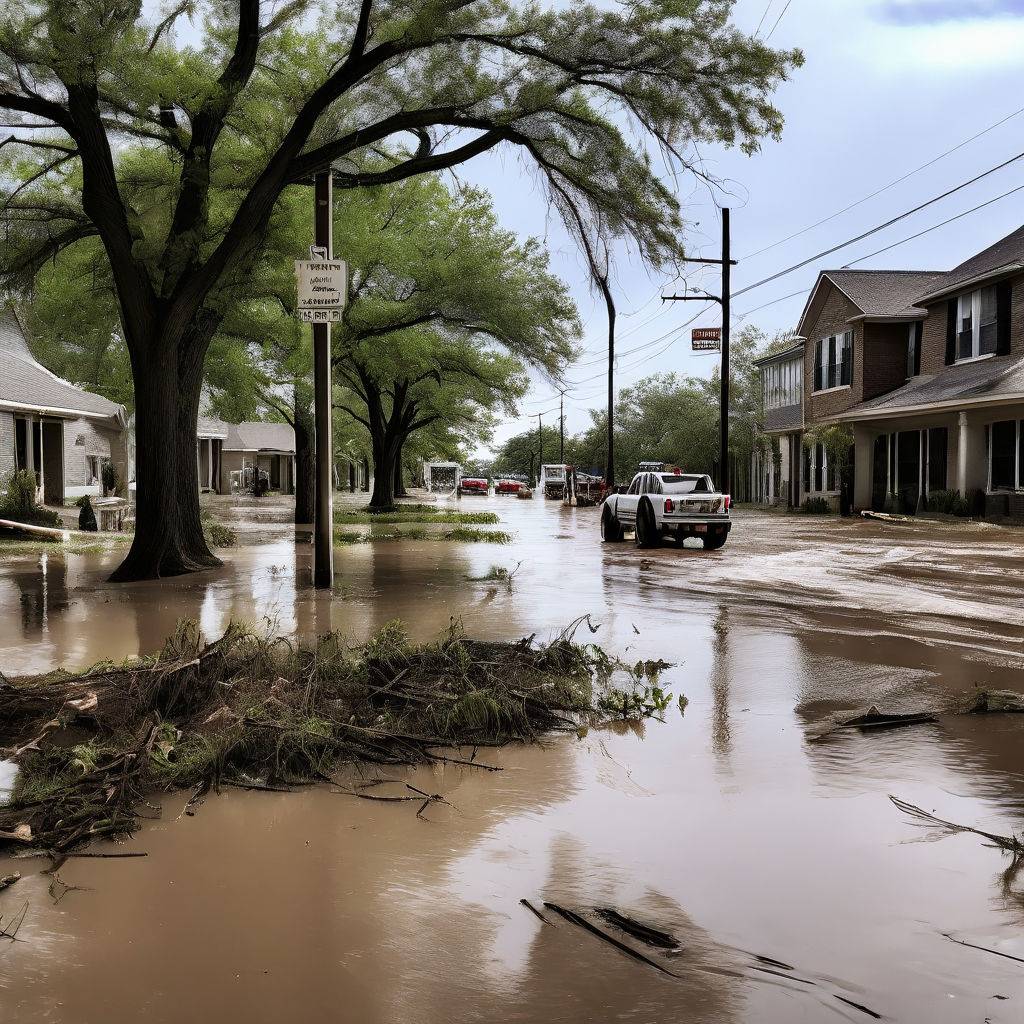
[752, 340, 804, 367]
[823, 269, 946, 318]
[0, 308, 124, 421]
[839, 353, 1024, 416]
[916, 223, 1024, 302]
[223, 421, 295, 453]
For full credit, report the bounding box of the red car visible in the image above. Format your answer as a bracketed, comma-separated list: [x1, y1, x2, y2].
[459, 477, 489, 495]
[495, 478, 522, 495]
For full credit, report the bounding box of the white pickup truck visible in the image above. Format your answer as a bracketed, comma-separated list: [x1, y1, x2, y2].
[600, 471, 732, 550]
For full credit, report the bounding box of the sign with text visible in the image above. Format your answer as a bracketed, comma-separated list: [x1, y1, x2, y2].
[295, 259, 347, 311]
[297, 309, 342, 323]
[692, 326, 721, 352]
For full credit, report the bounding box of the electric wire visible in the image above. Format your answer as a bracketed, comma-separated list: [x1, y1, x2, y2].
[743, 105, 1024, 261]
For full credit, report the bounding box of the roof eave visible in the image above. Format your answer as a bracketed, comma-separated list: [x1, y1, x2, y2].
[916, 262, 1024, 305]
[0, 398, 122, 422]
[827, 389, 1024, 422]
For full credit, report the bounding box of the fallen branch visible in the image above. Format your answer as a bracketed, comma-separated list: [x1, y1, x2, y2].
[890, 796, 1024, 857]
[543, 902, 678, 977]
[942, 932, 1024, 966]
[519, 898, 549, 924]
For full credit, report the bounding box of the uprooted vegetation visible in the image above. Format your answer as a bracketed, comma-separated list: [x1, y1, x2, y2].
[335, 507, 500, 525]
[0, 618, 669, 855]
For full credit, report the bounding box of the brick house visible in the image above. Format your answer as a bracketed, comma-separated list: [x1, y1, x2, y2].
[0, 307, 130, 504]
[786, 224, 1024, 515]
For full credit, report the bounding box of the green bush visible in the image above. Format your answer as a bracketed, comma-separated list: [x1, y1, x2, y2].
[924, 489, 970, 517]
[207, 521, 237, 548]
[0, 470, 61, 528]
[802, 497, 831, 515]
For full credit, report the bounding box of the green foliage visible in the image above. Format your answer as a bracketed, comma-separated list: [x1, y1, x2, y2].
[596, 684, 673, 721]
[802, 497, 832, 515]
[0, 470, 61, 527]
[207, 522, 237, 548]
[924, 490, 971, 517]
[803, 424, 855, 469]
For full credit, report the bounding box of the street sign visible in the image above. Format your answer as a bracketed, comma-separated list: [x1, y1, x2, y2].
[298, 309, 342, 323]
[692, 326, 721, 352]
[295, 259, 347, 311]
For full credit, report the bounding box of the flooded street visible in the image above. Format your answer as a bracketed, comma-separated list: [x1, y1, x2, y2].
[2, 497, 1024, 1022]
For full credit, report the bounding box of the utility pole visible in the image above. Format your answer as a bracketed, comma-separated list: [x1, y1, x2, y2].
[312, 169, 334, 588]
[661, 207, 737, 486]
[534, 412, 543, 487]
[559, 389, 565, 464]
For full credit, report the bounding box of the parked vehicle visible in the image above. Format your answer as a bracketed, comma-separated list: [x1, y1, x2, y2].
[540, 464, 568, 499]
[495, 478, 523, 494]
[459, 477, 489, 495]
[600, 471, 731, 550]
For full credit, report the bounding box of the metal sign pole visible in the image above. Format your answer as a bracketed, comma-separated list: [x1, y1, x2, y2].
[313, 170, 334, 588]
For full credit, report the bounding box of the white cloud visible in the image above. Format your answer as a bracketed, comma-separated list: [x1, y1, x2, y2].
[860, 16, 1024, 70]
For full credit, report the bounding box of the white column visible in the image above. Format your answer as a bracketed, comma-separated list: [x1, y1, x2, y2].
[853, 425, 873, 510]
[957, 411, 969, 495]
[25, 416, 35, 485]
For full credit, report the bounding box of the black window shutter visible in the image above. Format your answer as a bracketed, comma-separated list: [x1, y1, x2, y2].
[814, 340, 822, 391]
[945, 300, 957, 365]
[996, 280, 1012, 355]
[846, 331, 854, 386]
[913, 322, 922, 376]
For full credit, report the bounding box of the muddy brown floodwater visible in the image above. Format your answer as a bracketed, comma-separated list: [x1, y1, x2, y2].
[2, 495, 1024, 1022]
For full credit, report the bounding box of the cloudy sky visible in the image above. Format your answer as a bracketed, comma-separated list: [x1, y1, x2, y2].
[463, 0, 1024, 451]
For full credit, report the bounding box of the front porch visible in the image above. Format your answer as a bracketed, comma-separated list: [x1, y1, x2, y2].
[845, 403, 1024, 515]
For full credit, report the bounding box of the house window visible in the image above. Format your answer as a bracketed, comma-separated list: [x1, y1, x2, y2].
[86, 456, 100, 486]
[990, 420, 1018, 491]
[762, 357, 803, 411]
[957, 286, 998, 361]
[907, 322, 922, 378]
[813, 332, 852, 392]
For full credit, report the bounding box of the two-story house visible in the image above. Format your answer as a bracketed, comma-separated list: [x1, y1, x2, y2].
[752, 340, 804, 507]
[796, 224, 1024, 515]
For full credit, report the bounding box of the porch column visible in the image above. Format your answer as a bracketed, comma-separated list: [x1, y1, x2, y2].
[957, 412, 969, 495]
[853, 425, 873, 511]
[25, 416, 35, 489]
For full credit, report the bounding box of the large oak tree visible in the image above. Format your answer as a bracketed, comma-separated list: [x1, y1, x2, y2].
[0, 0, 800, 579]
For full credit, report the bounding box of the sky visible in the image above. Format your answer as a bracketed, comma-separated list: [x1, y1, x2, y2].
[458, 0, 1024, 454]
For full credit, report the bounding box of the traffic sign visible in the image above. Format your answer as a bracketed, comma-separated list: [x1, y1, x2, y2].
[295, 259, 347, 311]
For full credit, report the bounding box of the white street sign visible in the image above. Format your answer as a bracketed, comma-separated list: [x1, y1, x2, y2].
[295, 259, 347, 311]
[297, 308, 342, 323]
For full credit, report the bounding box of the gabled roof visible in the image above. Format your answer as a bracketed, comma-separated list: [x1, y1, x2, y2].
[223, 421, 294, 453]
[796, 270, 944, 337]
[0, 308, 125, 423]
[916, 223, 1024, 304]
[835, 353, 1024, 419]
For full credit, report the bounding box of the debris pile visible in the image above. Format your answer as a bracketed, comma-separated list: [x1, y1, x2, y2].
[0, 617, 650, 855]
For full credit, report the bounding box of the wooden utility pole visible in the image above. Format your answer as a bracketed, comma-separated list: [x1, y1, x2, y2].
[534, 412, 543, 487]
[661, 208, 736, 486]
[312, 170, 334, 588]
[559, 390, 565, 464]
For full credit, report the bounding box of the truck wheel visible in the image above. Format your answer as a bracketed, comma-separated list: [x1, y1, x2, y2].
[703, 532, 728, 551]
[601, 505, 624, 542]
[634, 501, 661, 549]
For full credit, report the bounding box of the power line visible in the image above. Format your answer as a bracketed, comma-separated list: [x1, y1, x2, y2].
[733, 148, 1024, 299]
[734, 180, 1024, 323]
[743, 105, 1024, 262]
[754, 0, 774, 37]
[765, 0, 793, 39]
[842, 181, 1024, 267]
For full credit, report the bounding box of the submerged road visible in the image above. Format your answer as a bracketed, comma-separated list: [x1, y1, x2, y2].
[1, 496, 1023, 1022]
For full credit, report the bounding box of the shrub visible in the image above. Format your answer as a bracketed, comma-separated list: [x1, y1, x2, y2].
[802, 497, 831, 515]
[0, 470, 61, 528]
[924, 489, 970, 517]
[78, 495, 98, 531]
[207, 521, 237, 548]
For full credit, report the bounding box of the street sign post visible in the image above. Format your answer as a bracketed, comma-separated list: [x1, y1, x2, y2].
[295, 259, 347, 311]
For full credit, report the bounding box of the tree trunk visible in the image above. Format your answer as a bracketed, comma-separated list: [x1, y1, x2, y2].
[361, 457, 369, 492]
[369, 428, 400, 512]
[394, 439, 408, 498]
[293, 387, 315, 525]
[110, 342, 220, 581]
